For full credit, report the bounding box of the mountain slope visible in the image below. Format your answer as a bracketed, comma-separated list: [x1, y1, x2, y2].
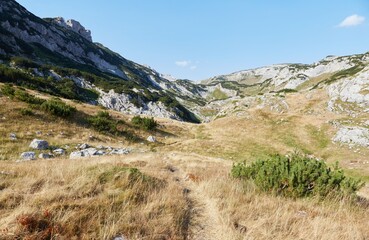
[0, 0, 204, 122]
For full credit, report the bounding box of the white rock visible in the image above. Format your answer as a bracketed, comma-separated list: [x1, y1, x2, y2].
[110, 148, 130, 155]
[70, 151, 85, 159]
[53, 149, 66, 155]
[333, 126, 369, 147]
[70, 148, 100, 159]
[147, 136, 156, 143]
[78, 143, 90, 150]
[29, 139, 49, 150]
[52, 17, 92, 42]
[9, 133, 17, 141]
[20, 152, 36, 161]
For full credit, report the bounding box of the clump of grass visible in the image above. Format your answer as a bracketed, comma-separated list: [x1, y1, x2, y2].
[0, 161, 190, 239]
[131, 116, 158, 131]
[232, 153, 364, 198]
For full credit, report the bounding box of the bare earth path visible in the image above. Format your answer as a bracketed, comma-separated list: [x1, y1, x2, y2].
[158, 151, 235, 240]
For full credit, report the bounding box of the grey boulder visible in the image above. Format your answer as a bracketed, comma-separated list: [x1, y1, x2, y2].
[29, 139, 49, 150]
[20, 152, 36, 161]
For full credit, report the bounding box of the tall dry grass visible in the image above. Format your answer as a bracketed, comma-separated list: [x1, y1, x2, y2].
[197, 175, 369, 240]
[0, 158, 191, 239]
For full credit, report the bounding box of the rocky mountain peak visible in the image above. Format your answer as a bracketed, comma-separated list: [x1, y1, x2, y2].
[51, 17, 92, 42]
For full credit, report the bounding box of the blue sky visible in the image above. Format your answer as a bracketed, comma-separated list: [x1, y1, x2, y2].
[17, 0, 369, 81]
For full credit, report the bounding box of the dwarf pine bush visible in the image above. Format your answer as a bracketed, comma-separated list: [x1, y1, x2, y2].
[88, 111, 118, 134]
[231, 153, 363, 198]
[41, 98, 76, 117]
[131, 116, 157, 131]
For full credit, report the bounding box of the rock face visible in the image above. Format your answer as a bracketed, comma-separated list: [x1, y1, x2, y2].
[52, 17, 92, 42]
[333, 127, 369, 147]
[328, 66, 369, 114]
[98, 90, 181, 120]
[29, 139, 49, 150]
[20, 152, 36, 161]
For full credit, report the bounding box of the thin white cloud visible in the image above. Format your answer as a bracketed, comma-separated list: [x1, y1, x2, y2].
[175, 60, 191, 67]
[190, 66, 197, 70]
[338, 14, 365, 27]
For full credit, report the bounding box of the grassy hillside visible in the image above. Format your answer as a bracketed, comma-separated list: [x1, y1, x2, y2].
[0, 86, 368, 239]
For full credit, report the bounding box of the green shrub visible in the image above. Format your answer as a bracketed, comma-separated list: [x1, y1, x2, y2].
[41, 98, 76, 117]
[14, 90, 45, 105]
[131, 116, 158, 131]
[232, 153, 364, 198]
[88, 111, 118, 134]
[1, 84, 15, 97]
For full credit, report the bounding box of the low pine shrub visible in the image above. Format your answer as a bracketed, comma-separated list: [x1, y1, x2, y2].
[41, 98, 76, 117]
[231, 153, 364, 198]
[0, 84, 15, 97]
[131, 116, 157, 131]
[88, 111, 118, 134]
[14, 89, 45, 105]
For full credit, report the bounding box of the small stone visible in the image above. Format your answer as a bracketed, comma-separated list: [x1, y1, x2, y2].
[70, 151, 84, 159]
[36, 131, 42, 135]
[10, 133, 17, 141]
[113, 236, 127, 240]
[29, 139, 49, 150]
[110, 148, 130, 155]
[69, 148, 98, 159]
[147, 136, 156, 143]
[20, 152, 36, 161]
[95, 150, 106, 156]
[78, 143, 90, 150]
[53, 149, 66, 155]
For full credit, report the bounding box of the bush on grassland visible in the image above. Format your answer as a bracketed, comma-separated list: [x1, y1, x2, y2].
[131, 116, 157, 131]
[231, 153, 364, 198]
[41, 98, 76, 117]
[88, 111, 118, 134]
[1, 84, 15, 97]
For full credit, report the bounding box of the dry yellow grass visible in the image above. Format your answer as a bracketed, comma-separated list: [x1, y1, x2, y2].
[0, 87, 368, 239]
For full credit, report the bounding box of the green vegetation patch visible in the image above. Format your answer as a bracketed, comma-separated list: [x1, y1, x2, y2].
[131, 116, 158, 131]
[41, 98, 76, 117]
[232, 153, 364, 198]
[88, 111, 119, 134]
[210, 88, 228, 100]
